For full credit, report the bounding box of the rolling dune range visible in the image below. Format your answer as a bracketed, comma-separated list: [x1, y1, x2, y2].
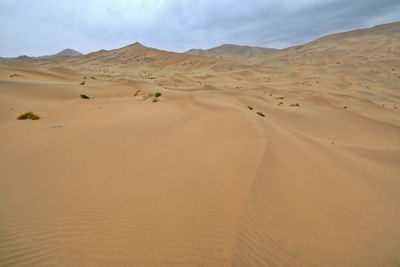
[0, 22, 400, 266]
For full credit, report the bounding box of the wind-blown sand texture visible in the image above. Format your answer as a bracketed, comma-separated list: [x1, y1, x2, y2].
[1, 22, 400, 266]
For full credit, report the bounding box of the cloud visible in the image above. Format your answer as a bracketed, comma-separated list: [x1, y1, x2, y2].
[0, 0, 399, 56]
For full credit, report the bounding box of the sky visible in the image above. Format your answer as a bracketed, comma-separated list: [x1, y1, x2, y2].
[0, 0, 399, 57]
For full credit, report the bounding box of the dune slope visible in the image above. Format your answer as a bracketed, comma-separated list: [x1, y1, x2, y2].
[1, 22, 400, 266]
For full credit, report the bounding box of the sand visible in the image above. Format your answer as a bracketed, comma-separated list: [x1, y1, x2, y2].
[0, 22, 400, 266]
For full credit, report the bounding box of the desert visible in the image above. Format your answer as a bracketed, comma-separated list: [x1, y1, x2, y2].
[0, 6, 400, 266]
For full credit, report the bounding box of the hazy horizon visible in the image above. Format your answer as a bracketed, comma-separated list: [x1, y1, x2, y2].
[1, 0, 400, 57]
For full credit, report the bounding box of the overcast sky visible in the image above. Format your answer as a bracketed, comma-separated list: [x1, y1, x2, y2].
[0, 0, 399, 57]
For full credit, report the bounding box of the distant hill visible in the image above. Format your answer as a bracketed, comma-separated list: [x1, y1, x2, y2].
[0, 48, 82, 61]
[185, 44, 278, 60]
[38, 48, 82, 59]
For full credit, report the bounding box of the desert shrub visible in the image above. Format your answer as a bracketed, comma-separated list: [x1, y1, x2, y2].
[10, 74, 24, 77]
[152, 98, 159, 103]
[80, 94, 90, 99]
[91, 76, 97, 80]
[248, 106, 253, 110]
[80, 81, 85, 85]
[17, 112, 40, 120]
[275, 96, 284, 100]
[290, 103, 300, 107]
[256, 112, 265, 117]
[155, 92, 162, 97]
[278, 102, 284, 106]
[143, 93, 154, 100]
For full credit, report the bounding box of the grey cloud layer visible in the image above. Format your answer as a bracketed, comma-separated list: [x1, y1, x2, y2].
[1, 0, 399, 57]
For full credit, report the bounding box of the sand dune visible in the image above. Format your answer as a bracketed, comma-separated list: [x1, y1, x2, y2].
[1, 22, 400, 266]
[185, 44, 278, 61]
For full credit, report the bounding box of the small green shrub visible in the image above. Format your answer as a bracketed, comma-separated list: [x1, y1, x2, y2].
[80, 94, 90, 99]
[80, 81, 85, 85]
[256, 112, 265, 117]
[248, 106, 253, 110]
[17, 112, 40, 120]
[155, 92, 162, 97]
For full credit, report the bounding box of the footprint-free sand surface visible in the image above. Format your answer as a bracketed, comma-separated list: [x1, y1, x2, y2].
[1, 22, 400, 266]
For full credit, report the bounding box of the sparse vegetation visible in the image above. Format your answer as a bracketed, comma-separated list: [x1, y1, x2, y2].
[248, 106, 253, 110]
[143, 93, 154, 100]
[279, 102, 284, 106]
[10, 74, 24, 78]
[134, 89, 141, 96]
[80, 94, 90, 99]
[17, 112, 40, 120]
[290, 103, 300, 107]
[80, 81, 85, 85]
[155, 92, 162, 97]
[256, 112, 265, 117]
[152, 98, 159, 103]
[275, 96, 284, 100]
[91, 76, 97, 80]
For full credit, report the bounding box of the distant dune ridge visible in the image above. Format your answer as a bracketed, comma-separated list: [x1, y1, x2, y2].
[185, 43, 278, 60]
[248, 21, 400, 66]
[0, 22, 400, 266]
